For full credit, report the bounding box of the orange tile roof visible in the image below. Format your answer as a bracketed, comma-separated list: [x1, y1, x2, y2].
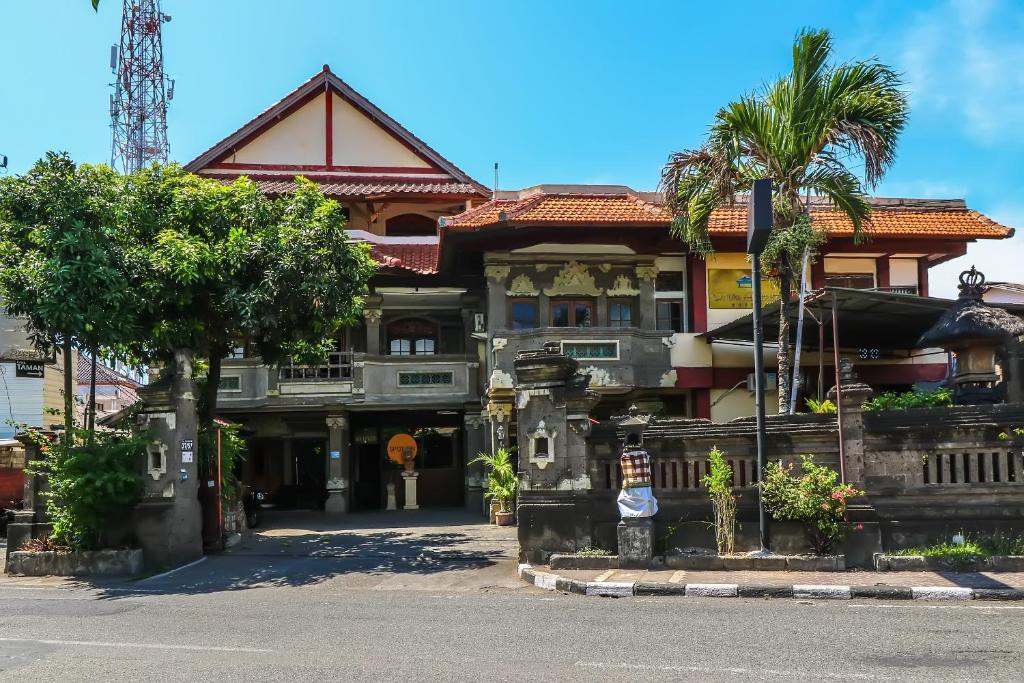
[442, 191, 1014, 240]
[369, 243, 439, 274]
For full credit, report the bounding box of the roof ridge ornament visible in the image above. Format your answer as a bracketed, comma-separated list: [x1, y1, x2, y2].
[958, 265, 985, 300]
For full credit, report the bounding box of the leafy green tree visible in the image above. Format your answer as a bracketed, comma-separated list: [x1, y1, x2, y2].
[660, 29, 909, 410]
[117, 165, 375, 439]
[0, 153, 139, 440]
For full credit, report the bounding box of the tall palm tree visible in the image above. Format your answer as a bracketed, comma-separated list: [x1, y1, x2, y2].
[660, 28, 908, 411]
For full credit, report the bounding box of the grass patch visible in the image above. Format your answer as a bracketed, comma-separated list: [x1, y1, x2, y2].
[889, 532, 1024, 571]
[574, 546, 612, 557]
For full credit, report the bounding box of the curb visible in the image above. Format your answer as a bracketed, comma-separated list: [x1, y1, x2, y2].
[517, 564, 1024, 602]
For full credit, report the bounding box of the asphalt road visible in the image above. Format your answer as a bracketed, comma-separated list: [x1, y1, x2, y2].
[0, 582, 1023, 681]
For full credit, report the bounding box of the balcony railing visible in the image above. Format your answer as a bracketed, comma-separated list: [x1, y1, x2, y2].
[871, 286, 919, 295]
[278, 351, 354, 381]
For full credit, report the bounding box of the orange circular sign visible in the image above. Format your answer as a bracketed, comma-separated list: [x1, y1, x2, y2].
[386, 433, 418, 464]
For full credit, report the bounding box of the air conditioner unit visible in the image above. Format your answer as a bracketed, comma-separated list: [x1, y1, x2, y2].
[746, 372, 778, 392]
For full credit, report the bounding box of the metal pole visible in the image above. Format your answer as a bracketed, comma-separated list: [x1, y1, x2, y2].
[752, 256, 770, 552]
[788, 247, 811, 414]
[217, 427, 224, 549]
[831, 292, 847, 483]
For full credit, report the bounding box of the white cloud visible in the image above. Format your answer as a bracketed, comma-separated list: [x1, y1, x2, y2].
[899, 0, 1024, 143]
[929, 202, 1024, 297]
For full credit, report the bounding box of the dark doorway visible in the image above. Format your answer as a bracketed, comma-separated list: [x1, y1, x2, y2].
[350, 411, 465, 510]
[293, 438, 327, 509]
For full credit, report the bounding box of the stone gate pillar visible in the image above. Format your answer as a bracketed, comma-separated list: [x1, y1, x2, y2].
[463, 411, 487, 514]
[132, 349, 202, 569]
[513, 343, 600, 563]
[828, 358, 873, 488]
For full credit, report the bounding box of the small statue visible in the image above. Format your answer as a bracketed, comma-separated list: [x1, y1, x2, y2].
[617, 434, 658, 518]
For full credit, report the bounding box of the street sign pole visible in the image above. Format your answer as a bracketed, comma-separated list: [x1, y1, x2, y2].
[747, 179, 773, 554]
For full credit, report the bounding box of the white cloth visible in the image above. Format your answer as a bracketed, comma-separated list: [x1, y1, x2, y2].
[617, 485, 658, 518]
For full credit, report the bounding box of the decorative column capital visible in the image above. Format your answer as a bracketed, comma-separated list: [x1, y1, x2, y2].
[363, 308, 382, 324]
[485, 264, 510, 282]
[635, 265, 658, 283]
[326, 415, 349, 430]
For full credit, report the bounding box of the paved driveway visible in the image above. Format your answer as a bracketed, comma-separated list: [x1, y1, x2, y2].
[134, 508, 526, 594]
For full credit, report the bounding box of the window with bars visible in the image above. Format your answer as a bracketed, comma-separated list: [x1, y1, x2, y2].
[551, 299, 593, 328]
[608, 300, 632, 328]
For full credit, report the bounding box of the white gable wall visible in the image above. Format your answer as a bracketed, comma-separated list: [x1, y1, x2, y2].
[331, 93, 431, 168]
[232, 93, 327, 165]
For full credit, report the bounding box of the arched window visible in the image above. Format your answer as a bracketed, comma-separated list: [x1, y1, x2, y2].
[387, 318, 437, 356]
[385, 213, 437, 237]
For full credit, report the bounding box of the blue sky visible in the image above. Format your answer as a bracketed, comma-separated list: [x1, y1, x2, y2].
[1, 0, 1022, 296]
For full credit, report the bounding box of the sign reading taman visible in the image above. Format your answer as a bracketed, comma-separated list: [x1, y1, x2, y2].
[707, 268, 780, 310]
[15, 361, 44, 378]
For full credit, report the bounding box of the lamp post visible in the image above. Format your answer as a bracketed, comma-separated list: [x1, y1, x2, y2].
[747, 179, 773, 553]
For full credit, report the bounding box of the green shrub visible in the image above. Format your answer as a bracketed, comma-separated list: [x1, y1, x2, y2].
[760, 455, 862, 555]
[199, 423, 247, 503]
[701, 446, 736, 555]
[805, 398, 837, 414]
[26, 427, 145, 550]
[469, 448, 518, 513]
[891, 542, 985, 571]
[863, 387, 952, 412]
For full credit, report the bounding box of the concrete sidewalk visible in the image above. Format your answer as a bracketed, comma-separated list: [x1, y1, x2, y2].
[521, 564, 1024, 601]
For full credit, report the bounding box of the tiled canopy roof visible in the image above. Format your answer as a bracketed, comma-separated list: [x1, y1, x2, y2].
[368, 243, 439, 274]
[442, 189, 1014, 240]
[233, 176, 483, 199]
[75, 354, 142, 387]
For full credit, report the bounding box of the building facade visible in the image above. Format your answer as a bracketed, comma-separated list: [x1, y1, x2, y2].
[186, 67, 1014, 514]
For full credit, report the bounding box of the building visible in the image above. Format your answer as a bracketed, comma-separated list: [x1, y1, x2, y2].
[0, 313, 72, 440]
[188, 67, 1015, 514]
[75, 353, 142, 423]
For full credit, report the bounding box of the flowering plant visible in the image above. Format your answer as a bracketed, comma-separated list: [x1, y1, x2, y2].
[760, 455, 863, 555]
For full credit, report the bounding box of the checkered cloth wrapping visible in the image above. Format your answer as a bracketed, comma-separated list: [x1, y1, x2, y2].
[620, 449, 652, 489]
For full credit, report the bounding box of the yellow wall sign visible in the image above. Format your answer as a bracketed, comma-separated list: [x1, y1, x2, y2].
[386, 433, 418, 464]
[707, 268, 780, 310]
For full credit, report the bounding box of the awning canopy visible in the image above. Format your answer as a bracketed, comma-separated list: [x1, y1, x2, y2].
[702, 287, 1024, 353]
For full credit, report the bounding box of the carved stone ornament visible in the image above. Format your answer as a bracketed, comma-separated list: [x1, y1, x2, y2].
[506, 273, 539, 296]
[489, 368, 515, 389]
[487, 401, 513, 421]
[543, 261, 601, 296]
[606, 274, 640, 297]
[485, 264, 511, 282]
[528, 419, 557, 470]
[326, 477, 348, 491]
[326, 415, 348, 429]
[598, 264, 612, 273]
[581, 365, 615, 387]
[535, 263, 550, 272]
[635, 265, 657, 282]
[491, 337, 508, 353]
[363, 308, 383, 324]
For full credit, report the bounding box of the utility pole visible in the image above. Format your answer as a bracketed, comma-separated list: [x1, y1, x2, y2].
[110, 0, 173, 173]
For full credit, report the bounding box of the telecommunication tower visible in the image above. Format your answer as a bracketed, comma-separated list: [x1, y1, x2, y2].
[109, 1, 174, 173]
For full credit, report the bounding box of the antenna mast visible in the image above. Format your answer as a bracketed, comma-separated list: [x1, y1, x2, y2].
[110, 0, 172, 173]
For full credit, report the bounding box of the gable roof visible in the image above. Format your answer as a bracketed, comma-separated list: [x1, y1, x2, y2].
[184, 65, 489, 199]
[441, 186, 1015, 240]
[75, 353, 142, 388]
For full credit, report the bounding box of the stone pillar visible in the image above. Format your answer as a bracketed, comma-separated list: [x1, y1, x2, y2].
[401, 471, 419, 510]
[1006, 336, 1024, 404]
[325, 414, 350, 513]
[363, 305, 382, 356]
[132, 349, 203, 569]
[484, 265, 509, 336]
[6, 431, 55, 565]
[617, 518, 654, 568]
[828, 358, 873, 488]
[486, 401, 512, 453]
[636, 265, 657, 330]
[464, 412, 487, 514]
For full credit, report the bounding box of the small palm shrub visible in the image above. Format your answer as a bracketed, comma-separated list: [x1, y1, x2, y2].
[805, 398, 837, 414]
[863, 387, 952, 411]
[701, 446, 736, 555]
[469, 448, 518, 513]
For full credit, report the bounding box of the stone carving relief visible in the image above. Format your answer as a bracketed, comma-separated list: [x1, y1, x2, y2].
[527, 419, 557, 470]
[489, 369, 515, 389]
[543, 260, 601, 296]
[606, 274, 641, 296]
[581, 366, 615, 387]
[363, 308, 382, 324]
[506, 273, 539, 296]
[535, 263, 550, 272]
[635, 265, 657, 282]
[484, 265, 510, 282]
[659, 369, 678, 388]
[491, 337, 508, 353]
[598, 264, 612, 273]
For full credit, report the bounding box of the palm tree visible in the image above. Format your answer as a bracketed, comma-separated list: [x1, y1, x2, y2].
[660, 28, 908, 410]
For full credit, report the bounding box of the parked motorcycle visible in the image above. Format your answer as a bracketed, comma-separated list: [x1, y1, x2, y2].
[243, 487, 266, 528]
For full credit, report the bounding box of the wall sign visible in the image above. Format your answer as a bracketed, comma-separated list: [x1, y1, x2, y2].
[15, 361, 44, 378]
[707, 268, 781, 310]
[386, 433, 417, 464]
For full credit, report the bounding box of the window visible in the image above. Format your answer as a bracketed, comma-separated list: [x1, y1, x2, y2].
[826, 274, 875, 290]
[656, 301, 684, 332]
[414, 338, 435, 355]
[398, 371, 454, 386]
[561, 341, 619, 360]
[551, 299, 593, 328]
[510, 300, 538, 330]
[656, 271, 684, 292]
[390, 339, 411, 356]
[385, 213, 437, 237]
[608, 301, 632, 328]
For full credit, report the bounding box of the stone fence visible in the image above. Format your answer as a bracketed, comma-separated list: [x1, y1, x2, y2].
[514, 347, 1024, 566]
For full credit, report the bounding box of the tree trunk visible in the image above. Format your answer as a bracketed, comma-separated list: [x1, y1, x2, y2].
[62, 337, 74, 446]
[200, 353, 223, 437]
[776, 268, 793, 413]
[87, 352, 97, 434]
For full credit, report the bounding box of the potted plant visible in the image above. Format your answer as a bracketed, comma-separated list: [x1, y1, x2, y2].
[470, 448, 518, 526]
